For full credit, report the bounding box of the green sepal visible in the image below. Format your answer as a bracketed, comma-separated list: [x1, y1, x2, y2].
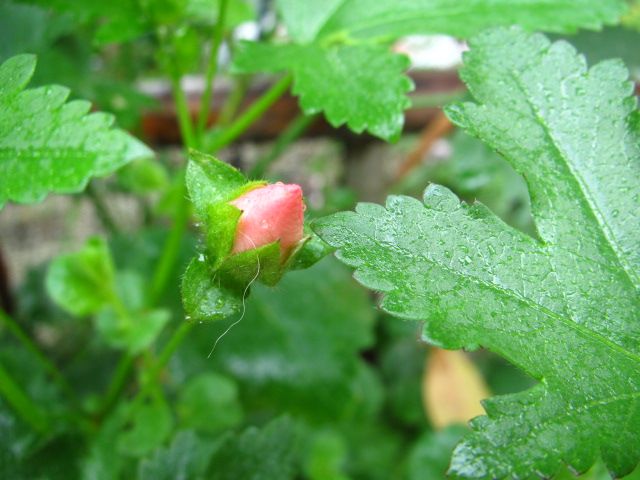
[205, 203, 243, 271]
[218, 241, 284, 287]
[182, 257, 242, 322]
[186, 149, 266, 218]
[290, 229, 334, 271]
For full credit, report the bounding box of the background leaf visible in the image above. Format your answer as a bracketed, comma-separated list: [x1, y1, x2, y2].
[233, 0, 626, 140]
[46, 237, 116, 317]
[207, 416, 298, 480]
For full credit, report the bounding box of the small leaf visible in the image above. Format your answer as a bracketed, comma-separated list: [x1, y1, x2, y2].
[46, 237, 116, 317]
[177, 373, 244, 434]
[96, 308, 170, 354]
[0, 54, 152, 207]
[117, 400, 173, 458]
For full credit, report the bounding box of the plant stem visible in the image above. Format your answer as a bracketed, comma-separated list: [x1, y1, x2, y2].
[249, 113, 316, 179]
[206, 74, 292, 152]
[148, 175, 189, 307]
[196, 0, 229, 139]
[409, 89, 467, 109]
[97, 353, 135, 418]
[217, 75, 250, 128]
[170, 75, 197, 148]
[0, 310, 75, 402]
[133, 321, 194, 407]
[0, 362, 49, 433]
[86, 183, 120, 235]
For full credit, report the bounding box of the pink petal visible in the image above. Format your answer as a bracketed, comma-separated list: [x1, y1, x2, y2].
[229, 182, 305, 255]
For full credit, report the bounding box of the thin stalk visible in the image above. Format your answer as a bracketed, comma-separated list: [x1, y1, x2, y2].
[148, 176, 189, 307]
[0, 310, 75, 402]
[0, 362, 49, 433]
[196, 0, 229, 138]
[132, 321, 194, 407]
[249, 113, 316, 179]
[409, 90, 466, 109]
[96, 353, 135, 418]
[148, 69, 196, 306]
[206, 74, 292, 152]
[170, 75, 197, 148]
[86, 183, 120, 235]
[217, 75, 250, 128]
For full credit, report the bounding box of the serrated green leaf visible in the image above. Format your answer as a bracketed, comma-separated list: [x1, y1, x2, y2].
[0, 54, 152, 207]
[314, 0, 626, 40]
[314, 28, 640, 479]
[236, 0, 625, 140]
[276, 0, 344, 43]
[233, 42, 413, 141]
[46, 237, 116, 317]
[207, 416, 298, 480]
[138, 430, 217, 480]
[177, 373, 243, 434]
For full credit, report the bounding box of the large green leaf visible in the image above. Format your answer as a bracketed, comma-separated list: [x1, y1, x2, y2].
[234, 0, 625, 140]
[313, 28, 640, 478]
[0, 54, 151, 207]
[314, 0, 626, 39]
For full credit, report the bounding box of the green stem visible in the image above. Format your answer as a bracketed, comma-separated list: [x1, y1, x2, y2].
[0, 362, 49, 433]
[206, 74, 292, 152]
[249, 113, 317, 179]
[196, 0, 229, 139]
[148, 175, 189, 307]
[409, 89, 467, 109]
[133, 321, 194, 406]
[148, 69, 196, 306]
[170, 75, 197, 148]
[0, 310, 75, 402]
[97, 353, 135, 418]
[217, 75, 250, 128]
[86, 183, 120, 235]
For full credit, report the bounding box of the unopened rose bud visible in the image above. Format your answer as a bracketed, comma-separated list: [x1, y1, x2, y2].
[229, 182, 305, 255]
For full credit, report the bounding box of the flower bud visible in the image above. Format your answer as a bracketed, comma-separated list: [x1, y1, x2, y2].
[229, 182, 305, 255]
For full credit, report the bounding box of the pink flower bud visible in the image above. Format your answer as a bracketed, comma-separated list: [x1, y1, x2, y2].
[229, 182, 305, 255]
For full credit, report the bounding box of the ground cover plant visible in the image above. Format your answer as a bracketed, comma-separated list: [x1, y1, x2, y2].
[0, 0, 639, 479]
